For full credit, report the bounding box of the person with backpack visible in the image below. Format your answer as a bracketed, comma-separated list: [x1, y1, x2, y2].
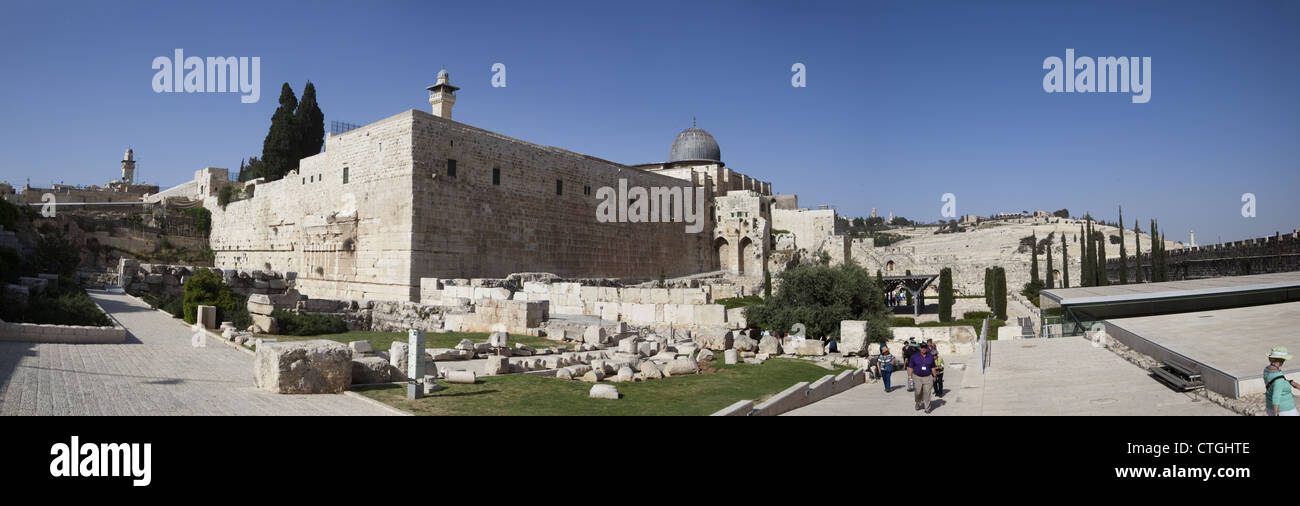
[1265, 346, 1299, 416]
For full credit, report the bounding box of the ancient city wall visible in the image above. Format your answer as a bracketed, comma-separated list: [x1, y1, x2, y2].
[1106, 230, 1300, 281]
[407, 110, 718, 284]
[209, 111, 418, 301]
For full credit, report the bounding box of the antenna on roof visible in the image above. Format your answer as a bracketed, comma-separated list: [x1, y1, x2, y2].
[692, 116, 696, 128]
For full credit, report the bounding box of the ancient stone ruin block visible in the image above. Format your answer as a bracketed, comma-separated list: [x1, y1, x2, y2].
[253, 340, 352, 394]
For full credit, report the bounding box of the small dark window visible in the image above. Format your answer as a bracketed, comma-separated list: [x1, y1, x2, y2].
[302, 177, 306, 184]
[343, 167, 349, 184]
[492, 167, 500, 185]
[447, 159, 457, 178]
[556, 179, 563, 195]
[583, 185, 591, 195]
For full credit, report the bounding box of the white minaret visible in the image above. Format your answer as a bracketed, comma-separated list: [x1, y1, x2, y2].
[121, 148, 136, 185]
[1190, 230, 1196, 248]
[426, 68, 459, 119]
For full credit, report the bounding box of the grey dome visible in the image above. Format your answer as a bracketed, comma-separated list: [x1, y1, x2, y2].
[669, 127, 721, 163]
[437, 68, 449, 80]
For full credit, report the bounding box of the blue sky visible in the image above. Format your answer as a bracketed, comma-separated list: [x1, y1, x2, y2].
[1, 0, 1296, 244]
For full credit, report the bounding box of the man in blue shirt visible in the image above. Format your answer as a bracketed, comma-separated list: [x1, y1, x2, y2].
[908, 342, 937, 413]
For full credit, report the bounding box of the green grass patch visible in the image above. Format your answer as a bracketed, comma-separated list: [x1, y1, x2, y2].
[354, 357, 847, 416]
[264, 330, 559, 352]
[891, 317, 916, 327]
[715, 295, 763, 310]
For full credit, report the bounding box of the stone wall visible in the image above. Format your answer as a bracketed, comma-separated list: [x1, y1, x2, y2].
[0, 296, 126, 344]
[422, 277, 737, 329]
[207, 109, 725, 304]
[1106, 229, 1300, 281]
[407, 111, 717, 284]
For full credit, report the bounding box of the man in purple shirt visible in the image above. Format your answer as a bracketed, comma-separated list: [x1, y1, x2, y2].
[908, 342, 937, 413]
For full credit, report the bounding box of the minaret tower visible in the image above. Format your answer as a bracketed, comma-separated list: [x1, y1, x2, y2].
[426, 68, 459, 119]
[121, 148, 136, 186]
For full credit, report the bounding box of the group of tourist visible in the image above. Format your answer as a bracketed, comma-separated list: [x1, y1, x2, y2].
[885, 291, 908, 308]
[867, 338, 945, 414]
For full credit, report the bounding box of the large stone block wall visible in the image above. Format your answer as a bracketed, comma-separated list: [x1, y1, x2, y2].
[422, 277, 735, 329]
[210, 111, 418, 301]
[208, 109, 731, 303]
[407, 111, 717, 283]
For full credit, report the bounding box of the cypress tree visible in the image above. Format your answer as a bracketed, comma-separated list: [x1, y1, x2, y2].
[1096, 229, 1108, 286]
[938, 267, 953, 322]
[1079, 223, 1089, 286]
[994, 267, 1008, 320]
[262, 83, 300, 181]
[984, 267, 993, 309]
[1030, 233, 1040, 284]
[1118, 207, 1128, 284]
[1061, 234, 1070, 288]
[1084, 220, 1095, 287]
[294, 81, 326, 161]
[1046, 237, 1055, 289]
[1133, 219, 1143, 283]
[1149, 219, 1161, 282]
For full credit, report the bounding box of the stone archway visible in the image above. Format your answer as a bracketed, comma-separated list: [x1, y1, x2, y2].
[715, 237, 733, 273]
[738, 237, 753, 275]
[886, 260, 896, 272]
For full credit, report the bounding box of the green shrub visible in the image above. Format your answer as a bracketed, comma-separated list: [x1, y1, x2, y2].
[963, 311, 991, 320]
[218, 186, 235, 209]
[0, 247, 20, 283]
[1, 278, 111, 326]
[891, 317, 916, 327]
[181, 207, 211, 233]
[182, 269, 251, 328]
[0, 198, 19, 230]
[272, 309, 348, 336]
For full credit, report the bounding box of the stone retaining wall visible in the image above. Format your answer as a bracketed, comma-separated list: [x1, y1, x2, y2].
[0, 295, 127, 344]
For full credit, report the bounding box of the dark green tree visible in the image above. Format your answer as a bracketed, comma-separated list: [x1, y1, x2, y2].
[993, 267, 1008, 320]
[938, 267, 954, 322]
[1061, 234, 1070, 288]
[1081, 221, 1092, 287]
[1029, 233, 1040, 284]
[745, 260, 892, 343]
[1117, 207, 1128, 284]
[1095, 229, 1108, 286]
[295, 81, 326, 160]
[1133, 219, 1143, 283]
[261, 83, 300, 181]
[1045, 239, 1055, 288]
[1149, 219, 1161, 282]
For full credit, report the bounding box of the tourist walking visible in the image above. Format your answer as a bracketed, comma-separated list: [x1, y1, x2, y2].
[933, 349, 945, 397]
[878, 345, 895, 392]
[1265, 346, 1299, 416]
[908, 342, 937, 413]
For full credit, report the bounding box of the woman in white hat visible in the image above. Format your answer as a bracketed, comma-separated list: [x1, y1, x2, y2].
[1265, 346, 1299, 416]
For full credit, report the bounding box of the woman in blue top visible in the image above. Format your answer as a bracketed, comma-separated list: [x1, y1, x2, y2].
[1265, 346, 1299, 416]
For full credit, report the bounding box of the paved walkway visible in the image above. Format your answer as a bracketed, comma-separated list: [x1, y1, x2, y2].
[787, 338, 1232, 416]
[0, 289, 395, 416]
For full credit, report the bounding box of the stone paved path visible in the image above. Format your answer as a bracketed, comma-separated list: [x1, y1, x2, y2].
[0, 289, 395, 416]
[787, 338, 1232, 416]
